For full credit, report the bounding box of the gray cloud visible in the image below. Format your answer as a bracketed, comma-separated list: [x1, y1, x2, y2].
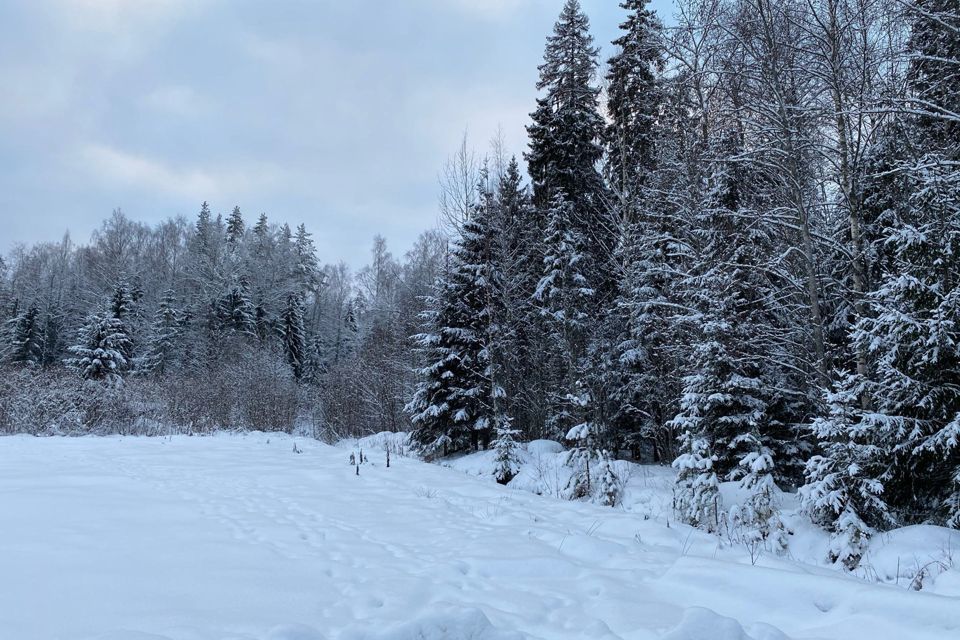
[0, 0, 674, 268]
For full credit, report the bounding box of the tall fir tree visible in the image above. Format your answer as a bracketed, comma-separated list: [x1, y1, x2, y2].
[280, 292, 307, 381]
[534, 194, 596, 440]
[141, 290, 185, 376]
[845, 158, 960, 527]
[525, 0, 608, 232]
[605, 0, 664, 203]
[294, 223, 320, 293]
[407, 183, 510, 454]
[8, 304, 43, 366]
[226, 206, 245, 246]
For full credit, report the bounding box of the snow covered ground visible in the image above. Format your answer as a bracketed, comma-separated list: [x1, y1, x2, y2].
[1, 434, 958, 640]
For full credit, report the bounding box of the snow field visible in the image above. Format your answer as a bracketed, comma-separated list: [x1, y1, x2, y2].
[0, 433, 957, 640]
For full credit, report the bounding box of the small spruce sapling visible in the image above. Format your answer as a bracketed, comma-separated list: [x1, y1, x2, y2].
[596, 450, 622, 507]
[493, 417, 523, 485]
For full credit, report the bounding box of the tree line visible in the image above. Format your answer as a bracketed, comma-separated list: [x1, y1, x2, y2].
[0, 205, 446, 438]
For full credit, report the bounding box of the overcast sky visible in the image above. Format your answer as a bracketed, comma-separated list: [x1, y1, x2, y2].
[0, 0, 674, 268]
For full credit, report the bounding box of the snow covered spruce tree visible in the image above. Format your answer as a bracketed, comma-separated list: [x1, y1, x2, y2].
[67, 312, 132, 387]
[492, 418, 523, 485]
[801, 374, 893, 568]
[492, 157, 544, 438]
[534, 194, 596, 442]
[526, 0, 607, 218]
[408, 176, 515, 457]
[602, 0, 669, 459]
[604, 0, 664, 206]
[8, 304, 43, 366]
[226, 206, 245, 246]
[523, 0, 616, 453]
[844, 159, 960, 528]
[280, 292, 307, 381]
[669, 125, 794, 547]
[906, 0, 960, 152]
[140, 290, 185, 376]
[219, 275, 257, 337]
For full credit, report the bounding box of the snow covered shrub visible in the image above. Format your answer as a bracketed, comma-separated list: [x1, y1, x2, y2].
[0, 366, 85, 434]
[160, 375, 235, 433]
[231, 348, 299, 432]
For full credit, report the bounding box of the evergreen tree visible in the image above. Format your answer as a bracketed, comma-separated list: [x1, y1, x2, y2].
[801, 374, 893, 567]
[302, 333, 329, 385]
[605, 0, 664, 202]
[525, 0, 607, 219]
[195, 201, 213, 254]
[226, 206, 245, 245]
[280, 292, 307, 380]
[109, 281, 135, 363]
[534, 194, 595, 439]
[219, 275, 257, 336]
[497, 157, 547, 437]
[253, 213, 270, 239]
[669, 154, 783, 530]
[492, 418, 523, 485]
[8, 304, 43, 366]
[907, 0, 960, 154]
[672, 428, 720, 532]
[596, 450, 622, 507]
[141, 290, 185, 376]
[406, 276, 470, 457]
[294, 223, 320, 292]
[408, 184, 508, 454]
[67, 313, 132, 386]
[842, 156, 960, 527]
[110, 281, 133, 320]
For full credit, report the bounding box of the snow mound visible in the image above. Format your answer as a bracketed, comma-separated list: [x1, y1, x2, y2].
[859, 525, 960, 588]
[356, 431, 411, 454]
[525, 439, 564, 455]
[344, 607, 524, 640]
[662, 608, 790, 640]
